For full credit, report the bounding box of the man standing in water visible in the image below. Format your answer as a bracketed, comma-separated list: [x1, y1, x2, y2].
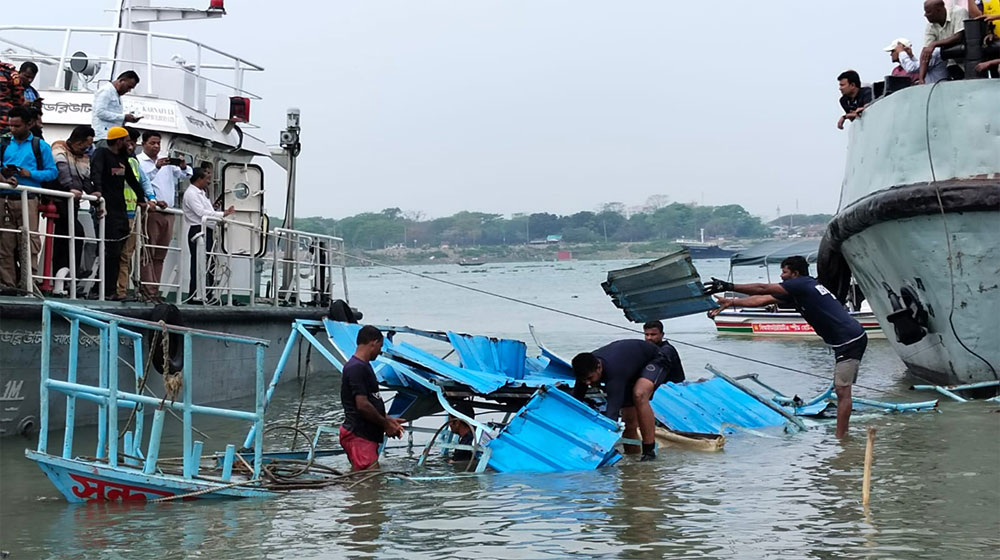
[706, 256, 867, 438]
[572, 339, 685, 461]
[340, 325, 406, 470]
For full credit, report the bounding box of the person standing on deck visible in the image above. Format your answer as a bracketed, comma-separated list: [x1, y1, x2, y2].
[339, 325, 406, 470]
[49, 125, 95, 279]
[91, 71, 142, 145]
[706, 256, 867, 438]
[181, 167, 233, 302]
[572, 339, 685, 461]
[0, 105, 57, 291]
[90, 126, 143, 299]
[137, 131, 190, 299]
[116, 127, 156, 299]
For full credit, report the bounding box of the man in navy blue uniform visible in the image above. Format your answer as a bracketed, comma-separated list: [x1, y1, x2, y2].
[707, 256, 867, 438]
[572, 339, 685, 461]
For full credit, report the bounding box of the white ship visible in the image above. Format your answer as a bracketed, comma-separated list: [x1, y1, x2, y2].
[821, 68, 999, 387]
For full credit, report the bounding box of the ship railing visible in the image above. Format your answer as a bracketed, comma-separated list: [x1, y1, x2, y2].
[131, 205, 186, 304]
[192, 216, 348, 307]
[0, 185, 107, 299]
[0, 25, 263, 111]
[36, 300, 267, 481]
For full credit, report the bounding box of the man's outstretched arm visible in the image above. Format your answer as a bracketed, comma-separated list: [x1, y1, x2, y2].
[708, 294, 782, 317]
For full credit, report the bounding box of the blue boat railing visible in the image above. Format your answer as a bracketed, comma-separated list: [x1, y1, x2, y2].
[37, 300, 268, 482]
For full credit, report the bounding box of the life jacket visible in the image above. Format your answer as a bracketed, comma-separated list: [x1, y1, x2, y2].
[0, 62, 25, 133]
[126, 157, 140, 218]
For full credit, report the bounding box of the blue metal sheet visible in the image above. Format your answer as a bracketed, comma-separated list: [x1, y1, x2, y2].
[487, 386, 623, 473]
[602, 251, 718, 322]
[390, 341, 508, 394]
[323, 320, 416, 388]
[650, 377, 788, 433]
[446, 332, 527, 380]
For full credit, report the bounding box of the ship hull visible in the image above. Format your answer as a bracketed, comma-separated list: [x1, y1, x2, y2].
[0, 299, 331, 437]
[839, 211, 999, 386]
[825, 80, 1000, 387]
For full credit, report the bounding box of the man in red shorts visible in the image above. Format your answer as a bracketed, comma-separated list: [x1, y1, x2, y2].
[339, 325, 405, 470]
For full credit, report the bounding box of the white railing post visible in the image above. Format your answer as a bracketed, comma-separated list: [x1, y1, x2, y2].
[19, 190, 33, 293]
[196, 222, 207, 302]
[178, 214, 188, 304]
[145, 31, 154, 95]
[68, 197, 77, 299]
[271, 231, 280, 307]
[98, 200, 106, 301]
[53, 28, 72, 89]
[132, 206, 143, 297]
[195, 45, 205, 112]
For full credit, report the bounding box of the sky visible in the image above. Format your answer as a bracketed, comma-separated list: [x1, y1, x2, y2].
[3, 1, 934, 221]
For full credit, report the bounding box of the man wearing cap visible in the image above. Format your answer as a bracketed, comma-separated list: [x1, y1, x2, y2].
[886, 38, 947, 84]
[90, 126, 144, 299]
[571, 339, 686, 461]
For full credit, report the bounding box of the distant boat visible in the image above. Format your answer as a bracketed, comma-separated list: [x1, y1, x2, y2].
[678, 242, 737, 260]
[458, 259, 486, 267]
[676, 229, 741, 260]
[712, 238, 883, 339]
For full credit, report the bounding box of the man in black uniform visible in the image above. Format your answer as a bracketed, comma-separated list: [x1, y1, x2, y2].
[572, 339, 685, 461]
[707, 256, 867, 438]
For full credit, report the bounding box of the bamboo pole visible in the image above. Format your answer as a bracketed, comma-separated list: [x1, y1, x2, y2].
[862, 427, 876, 506]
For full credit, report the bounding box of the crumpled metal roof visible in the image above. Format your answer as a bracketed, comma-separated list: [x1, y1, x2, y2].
[729, 238, 821, 266]
[487, 386, 623, 473]
[602, 251, 718, 322]
[650, 377, 789, 434]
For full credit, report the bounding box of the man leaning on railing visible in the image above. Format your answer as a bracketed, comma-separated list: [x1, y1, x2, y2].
[50, 125, 97, 282]
[0, 105, 57, 293]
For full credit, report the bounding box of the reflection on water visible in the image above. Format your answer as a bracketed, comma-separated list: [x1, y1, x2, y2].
[1, 260, 998, 559]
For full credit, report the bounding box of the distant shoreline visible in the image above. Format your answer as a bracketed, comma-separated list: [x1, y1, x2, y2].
[349, 240, 707, 267]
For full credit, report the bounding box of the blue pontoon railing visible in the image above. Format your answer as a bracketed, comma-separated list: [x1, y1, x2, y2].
[37, 300, 268, 481]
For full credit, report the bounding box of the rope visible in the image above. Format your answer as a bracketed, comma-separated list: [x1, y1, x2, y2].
[330, 248, 894, 395]
[158, 319, 183, 408]
[148, 477, 263, 503]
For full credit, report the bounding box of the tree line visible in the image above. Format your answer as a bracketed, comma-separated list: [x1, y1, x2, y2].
[281, 202, 827, 250]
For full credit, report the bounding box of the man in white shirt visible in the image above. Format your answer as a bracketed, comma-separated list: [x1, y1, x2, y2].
[920, 0, 969, 82]
[92, 71, 142, 143]
[137, 131, 192, 299]
[182, 167, 233, 302]
[885, 37, 948, 84]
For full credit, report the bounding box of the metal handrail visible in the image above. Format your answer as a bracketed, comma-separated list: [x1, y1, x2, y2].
[0, 185, 106, 299]
[3, 186, 348, 307]
[37, 301, 267, 480]
[0, 25, 262, 98]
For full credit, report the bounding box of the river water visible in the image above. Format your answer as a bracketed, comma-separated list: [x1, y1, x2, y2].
[1, 259, 998, 559]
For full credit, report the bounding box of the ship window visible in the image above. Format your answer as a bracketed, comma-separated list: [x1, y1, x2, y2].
[233, 182, 250, 199]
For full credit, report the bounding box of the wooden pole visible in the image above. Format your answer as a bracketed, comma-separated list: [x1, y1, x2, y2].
[862, 427, 876, 506]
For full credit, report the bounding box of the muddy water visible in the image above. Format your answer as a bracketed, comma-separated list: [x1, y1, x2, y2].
[2, 260, 997, 559]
